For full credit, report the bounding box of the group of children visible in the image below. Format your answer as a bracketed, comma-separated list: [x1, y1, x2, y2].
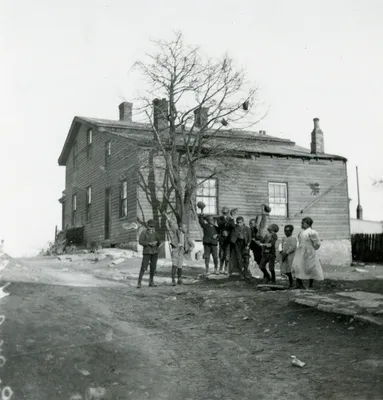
[137, 208, 324, 290]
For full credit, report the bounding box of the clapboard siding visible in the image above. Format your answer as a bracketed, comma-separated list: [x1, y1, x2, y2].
[62, 124, 138, 247]
[187, 155, 350, 241]
[136, 154, 350, 244]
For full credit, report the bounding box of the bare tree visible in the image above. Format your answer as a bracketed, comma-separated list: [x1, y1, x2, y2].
[130, 32, 264, 235]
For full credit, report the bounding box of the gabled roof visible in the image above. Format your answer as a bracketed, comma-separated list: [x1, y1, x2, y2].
[58, 116, 151, 165]
[58, 116, 347, 166]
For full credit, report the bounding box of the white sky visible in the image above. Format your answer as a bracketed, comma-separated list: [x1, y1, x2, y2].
[1, 0, 382, 257]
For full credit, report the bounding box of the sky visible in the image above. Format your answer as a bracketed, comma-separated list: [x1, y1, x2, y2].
[0, 0, 382, 257]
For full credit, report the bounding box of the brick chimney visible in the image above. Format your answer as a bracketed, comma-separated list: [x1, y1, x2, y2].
[194, 107, 209, 128]
[119, 102, 132, 123]
[153, 98, 169, 132]
[311, 118, 324, 154]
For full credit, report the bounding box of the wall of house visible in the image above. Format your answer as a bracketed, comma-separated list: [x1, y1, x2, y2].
[187, 154, 352, 267]
[136, 153, 351, 266]
[62, 124, 138, 248]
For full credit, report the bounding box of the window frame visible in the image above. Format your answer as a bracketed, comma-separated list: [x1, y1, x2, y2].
[268, 182, 288, 217]
[105, 140, 112, 167]
[196, 177, 218, 216]
[72, 193, 77, 226]
[86, 186, 92, 223]
[87, 128, 93, 160]
[119, 180, 128, 218]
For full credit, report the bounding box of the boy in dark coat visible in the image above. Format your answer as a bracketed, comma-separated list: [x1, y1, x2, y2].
[198, 213, 220, 275]
[216, 206, 236, 274]
[249, 219, 263, 265]
[230, 216, 252, 280]
[256, 223, 279, 284]
[137, 219, 162, 288]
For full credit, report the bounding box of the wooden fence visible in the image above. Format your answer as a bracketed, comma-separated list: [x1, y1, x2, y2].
[351, 234, 383, 262]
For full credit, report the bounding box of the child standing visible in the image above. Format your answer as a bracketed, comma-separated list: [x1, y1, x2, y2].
[230, 216, 251, 280]
[292, 217, 324, 289]
[137, 220, 162, 288]
[170, 222, 195, 286]
[217, 206, 236, 274]
[257, 224, 279, 283]
[279, 225, 298, 288]
[198, 213, 220, 275]
[249, 219, 263, 266]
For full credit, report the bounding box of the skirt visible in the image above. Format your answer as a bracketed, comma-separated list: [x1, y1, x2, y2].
[292, 245, 324, 280]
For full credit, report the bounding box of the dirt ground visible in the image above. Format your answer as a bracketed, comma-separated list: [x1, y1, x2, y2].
[1, 258, 383, 400]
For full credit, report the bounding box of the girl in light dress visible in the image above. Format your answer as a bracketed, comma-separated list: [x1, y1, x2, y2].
[291, 217, 324, 289]
[279, 225, 298, 288]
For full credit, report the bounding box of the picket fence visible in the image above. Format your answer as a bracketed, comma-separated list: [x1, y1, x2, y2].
[351, 233, 383, 262]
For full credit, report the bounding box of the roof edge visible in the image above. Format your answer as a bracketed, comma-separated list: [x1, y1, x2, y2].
[58, 116, 347, 166]
[100, 129, 347, 161]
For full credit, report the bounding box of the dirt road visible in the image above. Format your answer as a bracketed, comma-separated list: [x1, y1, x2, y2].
[1, 257, 383, 400]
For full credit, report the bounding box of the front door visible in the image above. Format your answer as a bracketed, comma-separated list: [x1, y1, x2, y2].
[105, 188, 111, 240]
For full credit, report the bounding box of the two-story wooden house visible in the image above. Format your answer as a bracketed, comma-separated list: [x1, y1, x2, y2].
[58, 101, 352, 266]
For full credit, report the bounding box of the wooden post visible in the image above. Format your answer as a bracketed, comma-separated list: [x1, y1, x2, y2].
[356, 166, 363, 220]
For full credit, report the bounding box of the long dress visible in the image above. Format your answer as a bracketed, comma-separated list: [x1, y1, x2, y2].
[291, 228, 324, 280]
[280, 236, 298, 274]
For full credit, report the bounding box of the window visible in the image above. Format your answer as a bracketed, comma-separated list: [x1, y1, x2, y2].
[87, 129, 93, 160]
[120, 180, 128, 218]
[61, 201, 65, 231]
[196, 178, 218, 215]
[105, 140, 111, 166]
[72, 194, 77, 225]
[268, 182, 288, 217]
[86, 186, 92, 222]
[73, 140, 78, 169]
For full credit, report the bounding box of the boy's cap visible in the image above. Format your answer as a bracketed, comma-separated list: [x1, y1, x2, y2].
[263, 204, 272, 213]
[268, 223, 279, 233]
[147, 219, 156, 228]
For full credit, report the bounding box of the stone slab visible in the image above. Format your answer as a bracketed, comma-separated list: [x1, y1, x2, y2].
[350, 300, 383, 309]
[354, 315, 383, 326]
[294, 291, 383, 326]
[295, 298, 319, 308]
[330, 306, 358, 316]
[336, 291, 383, 301]
[317, 303, 336, 313]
